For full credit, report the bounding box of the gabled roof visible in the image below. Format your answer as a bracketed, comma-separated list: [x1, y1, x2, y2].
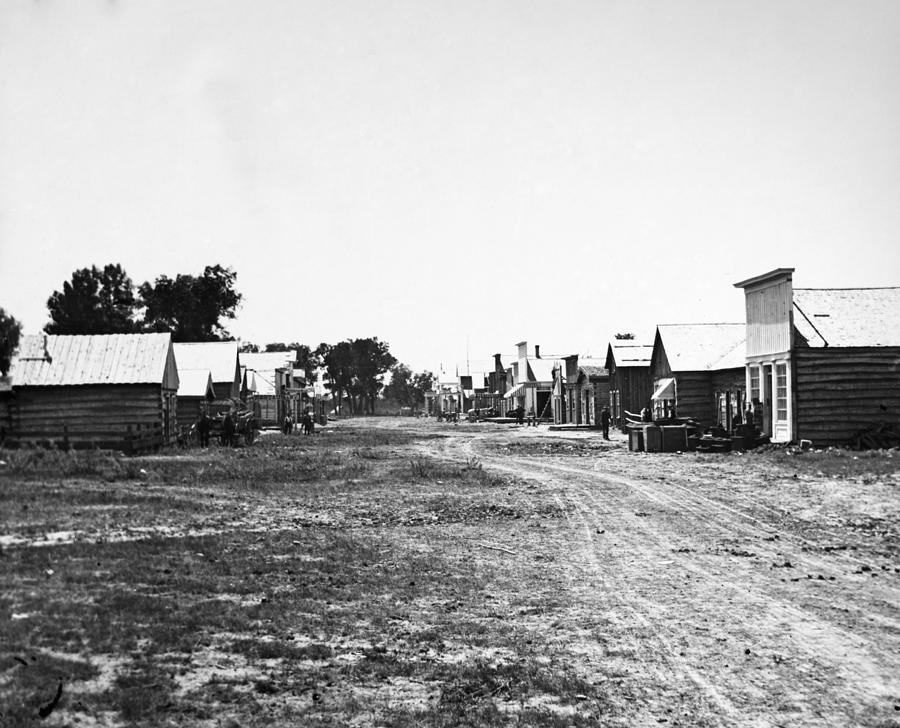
[173, 342, 240, 385]
[793, 288, 900, 348]
[606, 342, 653, 369]
[526, 358, 556, 382]
[177, 369, 215, 398]
[656, 323, 746, 372]
[7, 333, 177, 388]
[578, 364, 608, 379]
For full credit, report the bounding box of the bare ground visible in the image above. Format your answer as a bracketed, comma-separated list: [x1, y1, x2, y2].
[1, 418, 899, 727]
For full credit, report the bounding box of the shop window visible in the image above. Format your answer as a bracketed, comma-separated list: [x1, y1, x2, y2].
[776, 363, 787, 421]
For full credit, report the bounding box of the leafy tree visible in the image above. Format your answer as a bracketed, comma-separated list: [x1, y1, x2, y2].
[615, 332, 635, 340]
[383, 363, 414, 407]
[350, 337, 396, 414]
[139, 265, 241, 342]
[319, 338, 396, 415]
[45, 264, 138, 334]
[410, 370, 435, 409]
[239, 342, 260, 353]
[384, 365, 434, 411]
[0, 307, 22, 375]
[319, 341, 353, 415]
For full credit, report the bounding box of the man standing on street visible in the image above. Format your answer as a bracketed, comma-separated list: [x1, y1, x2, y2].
[600, 406, 611, 440]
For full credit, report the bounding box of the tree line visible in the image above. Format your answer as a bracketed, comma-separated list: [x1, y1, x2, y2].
[0, 263, 435, 414]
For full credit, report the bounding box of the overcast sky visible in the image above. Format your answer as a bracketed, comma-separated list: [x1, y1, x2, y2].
[2, 0, 898, 372]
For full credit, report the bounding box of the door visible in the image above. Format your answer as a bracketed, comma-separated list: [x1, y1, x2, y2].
[762, 364, 773, 437]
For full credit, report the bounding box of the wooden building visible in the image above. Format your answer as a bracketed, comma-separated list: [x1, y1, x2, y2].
[172, 342, 241, 401]
[240, 351, 296, 426]
[734, 268, 900, 445]
[0, 333, 179, 452]
[552, 355, 609, 426]
[605, 341, 653, 429]
[650, 324, 746, 429]
[503, 342, 554, 419]
[175, 370, 216, 426]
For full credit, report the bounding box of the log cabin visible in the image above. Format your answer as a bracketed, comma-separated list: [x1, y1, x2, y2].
[734, 268, 900, 446]
[0, 333, 178, 452]
[174, 369, 216, 427]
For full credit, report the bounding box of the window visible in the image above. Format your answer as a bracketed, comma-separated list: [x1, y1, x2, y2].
[749, 366, 760, 403]
[776, 363, 787, 421]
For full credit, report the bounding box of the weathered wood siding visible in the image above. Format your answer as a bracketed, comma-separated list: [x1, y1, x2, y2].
[4, 384, 176, 452]
[794, 347, 900, 446]
[672, 371, 714, 425]
[176, 396, 207, 429]
[744, 279, 793, 358]
[609, 367, 653, 426]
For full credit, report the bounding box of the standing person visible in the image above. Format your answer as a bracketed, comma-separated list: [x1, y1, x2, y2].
[222, 413, 235, 447]
[282, 413, 293, 435]
[527, 406, 536, 427]
[516, 405, 525, 426]
[641, 403, 653, 423]
[600, 406, 611, 440]
[197, 411, 211, 448]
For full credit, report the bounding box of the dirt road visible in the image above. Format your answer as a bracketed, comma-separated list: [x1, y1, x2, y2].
[3, 418, 899, 727]
[410, 421, 900, 726]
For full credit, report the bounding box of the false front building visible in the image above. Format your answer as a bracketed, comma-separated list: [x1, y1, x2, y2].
[734, 268, 900, 445]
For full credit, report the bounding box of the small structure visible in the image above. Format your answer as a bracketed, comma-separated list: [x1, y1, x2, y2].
[503, 342, 554, 420]
[240, 351, 296, 427]
[553, 355, 608, 426]
[172, 342, 241, 402]
[734, 268, 900, 445]
[650, 323, 747, 430]
[0, 333, 179, 452]
[605, 341, 653, 429]
[175, 369, 216, 426]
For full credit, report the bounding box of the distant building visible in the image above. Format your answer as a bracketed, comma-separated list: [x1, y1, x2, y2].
[605, 341, 653, 428]
[734, 268, 900, 445]
[551, 355, 608, 426]
[240, 351, 296, 426]
[172, 341, 241, 402]
[0, 333, 179, 452]
[502, 342, 554, 419]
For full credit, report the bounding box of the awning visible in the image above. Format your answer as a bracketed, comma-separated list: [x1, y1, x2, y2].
[503, 383, 525, 399]
[651, 377, 675, 400]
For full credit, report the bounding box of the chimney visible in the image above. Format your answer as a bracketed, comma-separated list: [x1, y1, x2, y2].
[516, 341, 528, 359]
[535, 344, 541, 359]
[493, 353, 503, 372]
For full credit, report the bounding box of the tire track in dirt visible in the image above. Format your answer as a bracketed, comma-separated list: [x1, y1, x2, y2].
[452, 435, 900, 725]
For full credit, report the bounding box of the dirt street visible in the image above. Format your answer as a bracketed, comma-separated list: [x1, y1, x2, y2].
[406, 420, 900, 726]
[2, 418, 899, 727]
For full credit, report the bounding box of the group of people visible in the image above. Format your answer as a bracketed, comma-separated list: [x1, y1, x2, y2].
[284, 411, 317, 435]
[195, 410, 248, 447]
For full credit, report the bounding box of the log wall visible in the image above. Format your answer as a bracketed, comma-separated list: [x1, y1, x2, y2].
[794, 347, 900, 446]
[3, 384, 176, 452]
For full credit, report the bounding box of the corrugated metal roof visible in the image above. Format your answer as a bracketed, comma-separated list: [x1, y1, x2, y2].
[177, 369, 215, 398]
[793, 288, 900, 347]
[657, 323, 746, 372]
[9, 333, 175, 387]
[173, 342, 239, 384]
